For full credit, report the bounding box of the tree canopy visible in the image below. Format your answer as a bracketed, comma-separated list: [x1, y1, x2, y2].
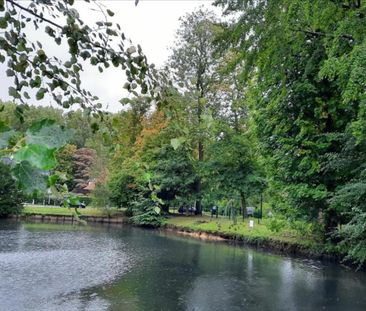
[2, 0, 366, 266]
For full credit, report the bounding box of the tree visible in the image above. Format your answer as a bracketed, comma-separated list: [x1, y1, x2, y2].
[168, 9, 222, 214]
[55, 143, 77, 190]
[0, 161, 23, 217]
[72, 147, 96, 194]
[204, 130, 263, 218]
[0, 0, 162, 210]
[212, 0, 366, 266]
[0, 0, 156, 111]
[153, 145, 198, 213]
[215, 0, 366, 229]
[109, 172, 139, 211]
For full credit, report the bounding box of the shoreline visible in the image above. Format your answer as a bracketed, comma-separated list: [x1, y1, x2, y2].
[163, 224, 343, 265]
[12, 211, 345, 266]
[11, 213, 127, 224]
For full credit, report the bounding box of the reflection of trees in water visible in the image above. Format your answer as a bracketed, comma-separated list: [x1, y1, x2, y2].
[97, 232, 204, 311]
[64, 227, 366, 311]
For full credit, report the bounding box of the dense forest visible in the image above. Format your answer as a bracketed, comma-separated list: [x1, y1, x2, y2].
[1, 0, 366, 267]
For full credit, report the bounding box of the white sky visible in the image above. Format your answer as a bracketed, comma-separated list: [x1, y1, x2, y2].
[0, 0, 220, 112]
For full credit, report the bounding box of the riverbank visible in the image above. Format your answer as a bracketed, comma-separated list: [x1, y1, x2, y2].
[165, 215, 342, 263]
[17, 205, 126, 224]
[18, 206, 343, 264]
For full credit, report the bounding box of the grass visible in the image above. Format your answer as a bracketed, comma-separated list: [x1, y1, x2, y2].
[22, 205, 124, 217]
[166, 214, 319, 248]
[21, 206, 336, 259]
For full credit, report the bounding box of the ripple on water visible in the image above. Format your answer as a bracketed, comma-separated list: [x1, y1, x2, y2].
[0, 225, 137, 311]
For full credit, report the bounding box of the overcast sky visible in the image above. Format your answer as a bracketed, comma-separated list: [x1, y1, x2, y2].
[0, 0, 219, 112]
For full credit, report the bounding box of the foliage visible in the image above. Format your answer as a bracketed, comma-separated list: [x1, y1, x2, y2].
[153, 145, 198, 212]
[168, 9, 223, 214]
[109, 172, 139, 211]
[0, 161, 23, 216]
[3, 1, 366, 266]
[338, 208, 366, 268]
[0, 117, 71, 193]
[330, 174, 366, 266]
[204, 131, 264, 202]
[72, 148, 96, 194]
[55, 144, 77, 190]
[130, 196, 165, 228]
[0, 0, 157, 111]
[213, 0, 366, 265]
[166, 215, 319, 247]
[268, 218, 287, 233]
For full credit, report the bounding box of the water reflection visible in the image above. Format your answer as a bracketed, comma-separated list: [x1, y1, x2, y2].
[0, 221, 366, 311]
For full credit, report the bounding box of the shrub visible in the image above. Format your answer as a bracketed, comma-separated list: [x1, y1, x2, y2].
[130, 196, 165, 227]
[268, 217, 286, 233]
[0, 162, 23, 217]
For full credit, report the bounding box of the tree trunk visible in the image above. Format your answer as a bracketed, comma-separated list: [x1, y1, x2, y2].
[195, 87, 204, 215]
[240, 192, 247, 221]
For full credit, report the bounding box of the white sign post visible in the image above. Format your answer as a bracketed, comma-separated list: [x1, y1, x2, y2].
[249, 220, 254, 229]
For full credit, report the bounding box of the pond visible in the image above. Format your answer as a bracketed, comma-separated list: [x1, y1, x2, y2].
[0, 220, 366, 311]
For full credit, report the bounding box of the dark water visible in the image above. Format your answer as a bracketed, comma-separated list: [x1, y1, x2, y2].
[1, 221, 366, 311]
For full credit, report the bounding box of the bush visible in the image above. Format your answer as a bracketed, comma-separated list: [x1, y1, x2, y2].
[268, 217, 286, 233]
[109, 173, 139, 211]
[288, 219, 315, 237]
[0, 162, 23, 217]
[130, 196, 165, 227]
[338, 208, 366, 268]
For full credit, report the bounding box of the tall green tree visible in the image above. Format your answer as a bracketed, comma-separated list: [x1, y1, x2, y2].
[168, 9, 222, 214]
[215, 0, 366, 234]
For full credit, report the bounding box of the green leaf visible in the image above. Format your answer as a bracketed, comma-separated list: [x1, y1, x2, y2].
[23, 91, 30, 99]
[170, 137, 185, 150]
[6, 69, 14, 76]
[106, 9, 114, 17]
[26, 119, 72, 148]
[66, 195, 80, 207]
[0, 17, 7, 28]
[36, 88, 46, 100]
[13, 144, 57, 170]
[8, 86, 20, 99]
[30, 76, 41, 88]
[12, 161, 48, 194]
[47, 174, 59, 187]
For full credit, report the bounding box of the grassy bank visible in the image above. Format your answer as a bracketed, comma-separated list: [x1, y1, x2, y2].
[165, 215, 339, 260]
[22, 205, 124, 217]
[19, 206, 341, 261]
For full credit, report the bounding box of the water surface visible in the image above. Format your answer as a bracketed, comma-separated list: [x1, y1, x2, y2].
[0, 220, 365, 310]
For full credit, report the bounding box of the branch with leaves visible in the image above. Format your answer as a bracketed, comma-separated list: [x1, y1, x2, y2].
[0, 0, 158, 113]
